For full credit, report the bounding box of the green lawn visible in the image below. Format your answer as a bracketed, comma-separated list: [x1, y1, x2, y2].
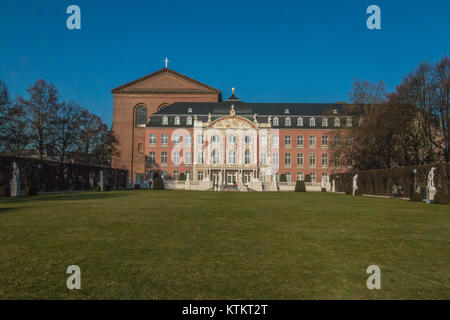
[0, 190, 449, 299]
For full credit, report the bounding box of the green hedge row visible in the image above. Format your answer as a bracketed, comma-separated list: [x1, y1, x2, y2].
[330, 162, 449, 200]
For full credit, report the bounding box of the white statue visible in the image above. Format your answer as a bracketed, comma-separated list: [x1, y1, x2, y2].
[331, 179, 335, 192]
[10, 161, 21, 197]
[207, 113, 212, 123]
[352, 174, 358, 196]
[99, 170, 104, 192]
[427, 167, 436, 190]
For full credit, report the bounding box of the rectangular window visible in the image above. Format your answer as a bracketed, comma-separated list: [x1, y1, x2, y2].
[311, 172, 316, 182]
[284, 135, 291, 147]
[334, 136, 341, 147]
[322, 135, 328, 147]
[198, 134, 204, 145]
[309, 135, 316, 148]
[173, 151, 180, 165]
[285, 172, 291, 182]
[334, 157, 341, 167]
[309, 153, 316, 167]
[260, 152, 266, 165]
[297, 135, 304, 147]
[173, 134, 180, 144]
[186, 134, 192, 145]
[297, 153, 304, 166]
[322, 154, 328, 167]
[260, 135, 267, 145]
[148, 152, 156, 165]
[271, 153, 279, 165]
[197, 152, 204, 164]
[322, 172, 328, 183]
[185, 152, 192, 165]
[149, 134, 156, 145]
[296, 172, 303, 181]
[272, 135, 279, 146]
[161, 134, 168, 145]
[284, 153, 291, 166]
[197, 171, 204, 181]
[161, 152, 168, 165]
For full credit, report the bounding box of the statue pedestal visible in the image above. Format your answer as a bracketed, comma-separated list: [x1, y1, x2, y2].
[426, 187, 437, 204]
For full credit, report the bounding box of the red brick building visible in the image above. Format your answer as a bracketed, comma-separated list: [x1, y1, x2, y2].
[111, 67, 350, 189]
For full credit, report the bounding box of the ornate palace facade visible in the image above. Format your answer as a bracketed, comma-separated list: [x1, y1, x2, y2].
[111, 67, 349, 190]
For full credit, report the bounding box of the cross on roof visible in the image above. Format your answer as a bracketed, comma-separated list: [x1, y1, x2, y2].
[164, 57, 169, 68]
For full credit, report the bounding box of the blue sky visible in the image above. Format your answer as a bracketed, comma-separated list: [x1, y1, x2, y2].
[1, 0, 448, 126]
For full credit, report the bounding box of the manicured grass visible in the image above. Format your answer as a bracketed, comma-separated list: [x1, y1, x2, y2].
[0, 190, 449, 299]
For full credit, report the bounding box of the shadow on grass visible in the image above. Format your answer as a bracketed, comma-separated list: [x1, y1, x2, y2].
[0, 191, 130, 203]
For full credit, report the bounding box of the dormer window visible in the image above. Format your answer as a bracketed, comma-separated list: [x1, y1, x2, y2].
[285, 117, 291, 126]
[332, 109, 338, 115]
[186, 116, 192, 125]
[187, 107, 193, 113]
[346, 117, 352, 127]
[284, 108, 290, 114]
[297, 117, 303, 126]
[174, 116, 180, 125]
[322, 118, 328, 127]
[334, 117, 340, 127]
[309, 117, 316, 126]
[273, 116, 279, 126]
[162, 116, 168, 125]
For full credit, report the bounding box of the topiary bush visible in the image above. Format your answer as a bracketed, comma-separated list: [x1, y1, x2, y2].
[152, 177, 165, 190]
[295, 181, 306, 192]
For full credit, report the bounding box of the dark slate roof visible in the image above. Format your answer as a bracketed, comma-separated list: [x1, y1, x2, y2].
[147, 100, 347, 128]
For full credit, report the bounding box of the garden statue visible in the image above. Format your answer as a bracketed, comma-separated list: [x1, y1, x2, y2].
[10, 161, 20, 197]
[426, 167, 437, 204]
[352, 174, 358, 196]
[99, 170, 104, 192]
[427, 167, 436, 189]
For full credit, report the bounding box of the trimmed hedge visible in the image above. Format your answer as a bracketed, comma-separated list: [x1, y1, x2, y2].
[0, 155, 128, 196]
[331, 162, 449, 199]
[295, 181, 306, 192]
[152, 177, 165, 190]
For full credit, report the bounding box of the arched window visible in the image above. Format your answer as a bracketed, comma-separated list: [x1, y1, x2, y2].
[135, 106, 147, 127]
[162, 116, 168, 125]
[285, 117, 291, 126]
[322, 118, 328, 127]
[174, 116, 180, 125]
[297, 117, 303, 126]
[273, 116, 279, 126]
[244, 135, 251, 144]
[309, 117, 316, 127]
[186, 116, 192, 125]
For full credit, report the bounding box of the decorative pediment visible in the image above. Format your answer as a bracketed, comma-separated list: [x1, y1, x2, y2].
[210, 116, 255, 129]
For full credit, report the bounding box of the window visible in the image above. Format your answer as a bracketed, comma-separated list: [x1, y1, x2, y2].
[228, 135, 236, 144]
[284, 153, 291, 166]
[260, 172, 266, 182]
[260, 135, 267, 145]
[334, 136, 341, 147]
[245, 150, 251, 164]
[185, 152, 192, 165]
[273, 117, 279, 126]
[162, 116, 168, 125]
[322, 118, 328, 127]
[174, 116, 180, 125]
[212, 149, 220, 164]
[309, 135, 316, 147]
[148, 152, 156, 165]
[186, 134, 192, 145]
[285, 117, 291, 126]
[228, 150, 236, 164]
[285, 172, 291, 182]
[161, 134, 168, 145]
[272, 135, 279, 146]
[186, 116, 192, 125]
[260, 152, 267, 164]
[297, 117, 303, 126]
[197, 152, 204, 164]
[309, 117, 316, 126]
[149, 133, 156, 145]
[173, 134, 180, 144]
[310, 172, 316, 182]
[172, 151, 180, 165]
[244, 135, 251, 144]
[322, 154, 328, 167]
[197, 171, 204, 181]
[296, 172, 303, 181]
[135, 106, 147, 127]
[284, 108, 290, 114]
[161, 152, 168, 165]
[309, 153, 316, 167]
[173, 170, 180, 180]
[347, 137, 353, 146]
[198, 134, 204, 145]
[322, 135, 328, 147]
[272, 153, 279, 165]
[297, 135, 304, 147]
[297, 153, 304, 166]
[212, 135, 220, 143]
[187, 107, 193, 113]
[322, 172, 328, 183]
[284, 135, 291, 147]
[334, 157, 341, 167]
[334, 117, 340, 127]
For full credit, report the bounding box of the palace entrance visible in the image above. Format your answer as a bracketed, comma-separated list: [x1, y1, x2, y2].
[226, 171, 237, 185]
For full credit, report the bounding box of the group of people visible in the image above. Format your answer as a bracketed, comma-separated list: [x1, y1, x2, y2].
[392, 184, 403, 199]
